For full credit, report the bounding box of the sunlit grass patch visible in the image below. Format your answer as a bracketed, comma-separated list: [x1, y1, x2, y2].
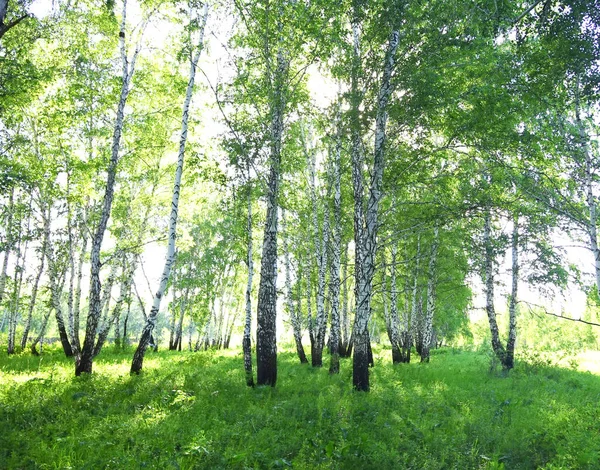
[1, 345, 599, 469]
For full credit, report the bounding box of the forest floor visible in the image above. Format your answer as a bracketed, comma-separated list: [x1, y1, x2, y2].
[1, 345, 599, 469]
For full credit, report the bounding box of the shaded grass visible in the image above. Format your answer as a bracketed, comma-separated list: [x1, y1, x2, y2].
[1, 346, 599, 469]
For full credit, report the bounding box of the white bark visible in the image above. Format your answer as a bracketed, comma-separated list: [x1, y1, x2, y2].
[95, 256, 134, 357]
[389, 243, 403, 362]
[72, 208, 88, 352]
[98, 262, 118, 332]
[243, 178, 254, 385]
[315, 197, 330, 361]
[303, 124, 328, 365]
[7, 218, 26, 355]
[131, 2, 208, 374]
[575, 83, 600, 297]
[256, 47, 288, 386]
[506, 212, 519, 369]
[66, 173, 78, 355]
[329, 117, 342, 374]
[483, 209, 506, 362]
[77, 0, 142, 374]
[352, 28, 399, 391]
[341, 244, 349, 351]
[350, 19, 369, 389]
[421, 225, 439, 362]
[21, 227, 46, 350]
[0, 188, 14, 304]
[282, 209, 308, 364]
[43, 204, 73, 357]
[409, 236, 421, 353]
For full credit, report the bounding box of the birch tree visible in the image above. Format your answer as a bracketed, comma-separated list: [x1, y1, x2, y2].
[20, 221, 45, 350]
[420, 225, 439, 363]
[130, 1, 208, 374]
[7, 196, 29, 355]
[301, 125, 329, 367]
[282, 209, 308, 364]
[328, 114, 343, 374]
[243, 178, 255, 385]
[42, 203, 74, 357]
[350, 24, 399, 391]
[387, 243, 403, 363]
[77, 0, 144, 375]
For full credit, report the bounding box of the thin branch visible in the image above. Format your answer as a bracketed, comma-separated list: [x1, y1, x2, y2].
[522, 300, 600, 328]
[512, 0, 545, 26]
[0, 13, 29, 40]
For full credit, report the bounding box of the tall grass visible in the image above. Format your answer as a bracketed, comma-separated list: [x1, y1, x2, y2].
[1, 346, 599, 469]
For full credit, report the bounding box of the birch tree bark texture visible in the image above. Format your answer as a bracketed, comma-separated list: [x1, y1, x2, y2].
[351, 27, 399, 392]
[420, 225, 439, 363]
[256, 49, 288, 386]
[243, 178, 255, 386]
[329, 123, 343, 374]
[505, 212, 519, 370]
[483, 209, 507, 367]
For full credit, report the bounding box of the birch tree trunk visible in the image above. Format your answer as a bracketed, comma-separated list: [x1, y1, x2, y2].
[382, 260, 395, 357]
[282, 209, 308, 364]
[224, 298, 240, 349]
[43, 206, 74, 358]
[7, 221, 25, 355]
[97, 262, 118, 336]
[6, 200, 26, 353]
[72, 210, 88, 353]
[340, 243, 350, 357]
[256, 47, 288, 386]
[389, 243, 403, 363]
[21, 231, 46, 350]
[328, 121, 342, 374]
[215, 295, 226, 348]
[483, 209, 507, 364]
[351, 27, 399, 391]
[574, 82, 600, 297]
[65, 177, 78, 355]
[305, 256, 316, 359]
[0, 188, 14, 305]
[174, 288, 188, 351]
[131, 2, 208, 374]
[94, 256, 133, 356]
[505, 213, 519, 370]
[406, 238, 421, 362]
[350, 20, 368, 390]
[243, 180, 255, 386]
[77, 0, 141, 375]
[168, 268, 182, 350]
[30, 308, 52, 356]
[133, 279, 156, 348]
[420, 225, 439, 363]
[303, 125, 329, 367]
[314, 197, 329, 367]
[168, 284, 179, 350]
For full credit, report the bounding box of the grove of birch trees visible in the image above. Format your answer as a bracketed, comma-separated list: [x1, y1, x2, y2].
[1, 0, 599, 390]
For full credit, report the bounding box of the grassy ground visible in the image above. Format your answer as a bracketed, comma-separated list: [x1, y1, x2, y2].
[1, 346, 599, 469]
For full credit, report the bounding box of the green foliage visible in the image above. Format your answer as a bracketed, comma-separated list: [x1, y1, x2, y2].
[1, 346, 600, 469]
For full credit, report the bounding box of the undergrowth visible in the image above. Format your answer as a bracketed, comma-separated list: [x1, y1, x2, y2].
[1, 346, 599, 469]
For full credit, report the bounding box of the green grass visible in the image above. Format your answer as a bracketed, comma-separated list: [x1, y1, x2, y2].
[1, 346, 599, 469]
